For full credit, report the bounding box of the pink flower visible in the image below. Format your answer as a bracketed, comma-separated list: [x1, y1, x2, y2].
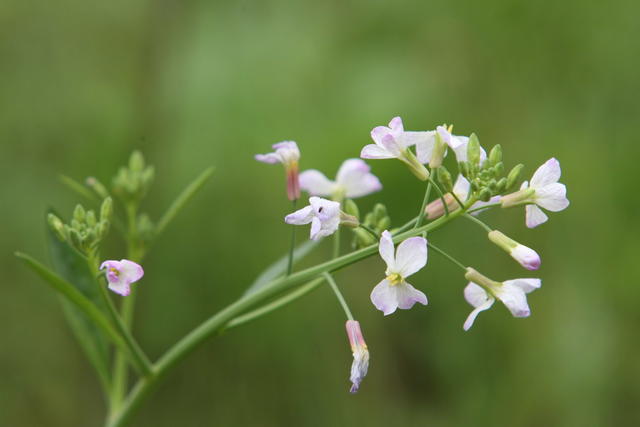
[255, 141, 301, 200]
[299, 159, 382, 199]
[370, 230, 428, 315]
[100, 259, 144, 296]
[345, 320, 369, 393]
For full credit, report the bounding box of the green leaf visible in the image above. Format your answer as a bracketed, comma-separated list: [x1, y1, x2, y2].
[244, 239, 321, 296]
[155, 167, 215, 238]
[46, 212, 113, 392]
[59, 175, 101, 204]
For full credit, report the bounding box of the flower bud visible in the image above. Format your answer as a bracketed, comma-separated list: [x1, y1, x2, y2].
[100, 197, 113, 222]
[86, 177, 110, 199]
[85, 210, 97, 228]
[345, 320, 369, 393]
[343, 199, 360, 220]
[48, 214, 66, 241]
[488, 144, 502, 166]
[424, 194, 458, 219]
[467, 133, 481, 166]
[506, 163, 524, 190]
[129, 150, 145, 172]
[339, 212, 359, 228]
[73, 205, 86, 222]
[488, 230, 541, 270]
[437, 166, 453, 192]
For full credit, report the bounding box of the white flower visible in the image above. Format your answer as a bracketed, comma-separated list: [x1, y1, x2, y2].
[463, 267, 541, 330]
[299, 159, 382, 199]
[370, 230, 428, 315]
[284, 197, 341, 240]
[415, 125, 487, 165]
[100, 259, 144, 296]
[501, 158, 570, 228]
[345, 320, 369, 393]
[360, 117, 430, 181]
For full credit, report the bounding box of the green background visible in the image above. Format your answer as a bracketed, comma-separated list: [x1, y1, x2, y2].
[2, 0, 638, 426]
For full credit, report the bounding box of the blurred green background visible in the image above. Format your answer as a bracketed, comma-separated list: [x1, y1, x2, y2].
[2, 0, 639, 426]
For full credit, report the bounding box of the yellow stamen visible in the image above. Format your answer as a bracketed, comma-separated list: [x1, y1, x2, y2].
[386, 273, 403, 286]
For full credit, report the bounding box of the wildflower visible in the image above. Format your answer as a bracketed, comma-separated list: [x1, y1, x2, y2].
[501, 158, 569, 228]
[463, 267, 541, 330]
[424, 175, 500, 219]
[345, 320, 369, 393]
[299, 158, 382, 200]
[100, 259, 144, 296]
[285, 197, 357, 240]
[360, 117, 430, 181]
[415, 125, 487, 165]
[255, 141, 301, 200]
[487, 230, 541, 270]
[370, 230, 428, 315]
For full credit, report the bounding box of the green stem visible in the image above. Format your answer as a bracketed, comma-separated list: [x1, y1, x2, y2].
[464, 213, 493, 233]
[323, 272, 354, 320]
[427, 242, 467, 272]
[358, 224, 380, 240]
[429, 178, 450, 216]
[287, 199, 297, 276]
[104, 198, 476, 427]
[414, 180, 432, 228]
[393, 217, 418, 235]
[224, 277, 326, 330]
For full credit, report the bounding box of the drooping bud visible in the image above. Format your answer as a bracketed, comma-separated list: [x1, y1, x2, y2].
[345, 320, 369, 394]
[488, 230, 541, 270]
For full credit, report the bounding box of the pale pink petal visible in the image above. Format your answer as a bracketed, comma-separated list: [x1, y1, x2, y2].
[370, 279, 398, 315]
[394, 237, 428, 278]
[118, 259, 144, 283]
[336, 159, 382, 198]
[100, 260, 121, 283]
[299, 170, 335, 196]
[535, 183, 569, 212]
[284, 205, 314, 225]
[380, 134, 402, 157]
[108, 281, 131, 297]
[388, 116, 404, 133]
[309, 217, 323, 240]
[504, 278, 541, 294]
[530, 158, 561, 188]
[415, 133, 436, 164]
[494, 282, 530, 317]
[464, 282, 490, 308]
[255, 153, 282, 164]
[370, 126, 391, 145]
[378, 230, 395, 271]
[511, 245, 541, 270]
[395, 281, 428, 309]
[452, 137, 487, 164]
[525, 204, 549, 228]
[463, 297, 495, 331]
[398, 131, 433, 149]
[470, 195, 501, 216]
[360, 144, 394, 159]
[452, 175, 471, 201]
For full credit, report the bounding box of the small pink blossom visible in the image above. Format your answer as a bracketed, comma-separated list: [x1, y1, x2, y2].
[100, 259, 144, 296]
[370, 230, 428, 315]
[255, 141, 301, 200]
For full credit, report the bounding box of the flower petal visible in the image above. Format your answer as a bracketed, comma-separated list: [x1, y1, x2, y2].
[415, 133, 436, 164]
[378, 230, 395, 271]
[108, 281, 131, 297]
[370, 126, 390, 145]
[388, 116, 404, 133]
[398, 131, 433, 149]
[284, 205, 314, 225]
[336, 159, 382, 198]
[370, 279, 398, 315]
[452, 175, 471, 201]
[360, 144, 394, 159]
[463, 297, 495, 331]
[299, 170, 336, 196]
[380, 134, 402, 157]
[535, 183, 570, 212]
[394, 236, 427, 278]
[395, 280, 428, 309]
[309, 217, 322, 240]
[255, 153, 282, 164]
[525, 204, 549, 228]
[118, 259, 144, 283]
[494, 282, 530, 317]
[530, 158, 561, 188]
[464, 282, 490, 308]
[504, 278, 541, 294]
[452, 137, 487, 164]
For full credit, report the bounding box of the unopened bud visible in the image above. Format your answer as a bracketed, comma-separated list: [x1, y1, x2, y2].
[488, 230, 541, 270]
[73, 205, 86, 222]
[437, 166, 453, 192]
[373, 204, 387, 222]
[86, 210, 97, 227]
[129, 150, 145, 172]
[100, 197, 113, 221]
[467, 134, 481, 166]
[86, 177, 110, 199]
[488, 144, 502, 166]
[339, 212, 359, 228]
[344, 199, 360, 220]
[377, 216, 391, 231]
[48, 214, 66, 241]
[506, 164, 524, 190]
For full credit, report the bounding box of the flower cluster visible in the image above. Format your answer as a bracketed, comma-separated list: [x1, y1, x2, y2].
[253, 116, 569, 392]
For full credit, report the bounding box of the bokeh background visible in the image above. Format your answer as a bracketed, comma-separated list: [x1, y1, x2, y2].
[2, 0, 639, 426]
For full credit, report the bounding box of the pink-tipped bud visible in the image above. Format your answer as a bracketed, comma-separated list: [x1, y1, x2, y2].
[424, 194, 460, 219]
[487, 230, 541, 270]
[345, 320, 369, 393]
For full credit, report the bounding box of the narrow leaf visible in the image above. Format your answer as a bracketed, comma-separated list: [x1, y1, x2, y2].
[244, 239, 320, 296]
[59, 175, 100, 204]
[155, 166, 215, 238]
